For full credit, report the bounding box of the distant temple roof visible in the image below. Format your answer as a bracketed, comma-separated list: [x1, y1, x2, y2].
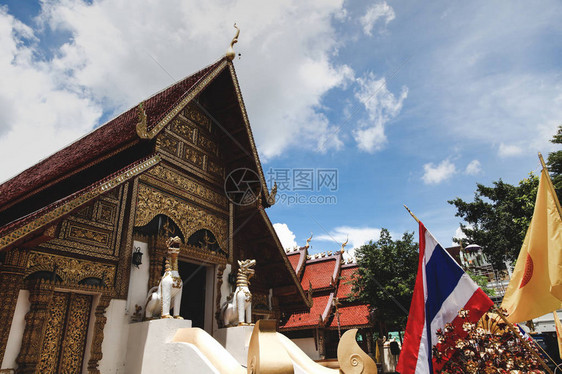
[281, 243, 372, 331]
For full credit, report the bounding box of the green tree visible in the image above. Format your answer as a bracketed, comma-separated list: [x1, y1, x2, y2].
[448, 174, 539, 269]
[351, 229, 418, 334]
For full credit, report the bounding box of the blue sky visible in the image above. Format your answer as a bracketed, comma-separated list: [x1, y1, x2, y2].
[1, 0, 561, 256]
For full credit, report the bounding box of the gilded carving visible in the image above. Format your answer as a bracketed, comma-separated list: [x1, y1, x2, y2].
[26, 251, 116, 287]
[135, 184, 228, 250]
[96, 203, 116, 225]
[170, 118, 195, 142]
[58, 293, 92, 372]
[145, 165, 227, 207]
[0, 155, 160, 252]
[198, 134, 218, 155]
[68, 225, 110, 246]
[36, 292, 68, 373]
[215, 264, 226, 327]
[157, 135, 180, 156]
[183, 144, 205, 168]
[208, 160, 224, 177]
[16, 279, 56, 374]
[184, 104, 212, 131]
[87, 295, 112, 374]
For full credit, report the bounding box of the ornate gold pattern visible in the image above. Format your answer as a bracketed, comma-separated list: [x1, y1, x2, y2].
[136, 102, 149, 138]
[36, 292, 68, 373]
[208, 159, 224, 177]
[183, 144, 205, 168]
[96, 203, 116, 225]
[198, 133, 218, 155]
[16, 279, 55, 374]
[145, 165, 228, 208]
[135, 184, 228, 250]
[87, 295, 112, 374]
[170, 118, 196, 142]
[0, 155, 161, 252]
[59, 293, 92, 373]
[181, 244, 227, 265]
[157, 135, 180, 156]
[68, 225, 110, 246]
[26, 251, 116, 286]
[215, 264, 226, 326]
[114, 181, 134, 299]
[184, 104, 212, 130]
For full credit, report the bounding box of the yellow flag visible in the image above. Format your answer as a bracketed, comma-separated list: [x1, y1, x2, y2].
[501, 168, 562, 323]
[554, 312, 562, 359]
[375, 340, 381, 363]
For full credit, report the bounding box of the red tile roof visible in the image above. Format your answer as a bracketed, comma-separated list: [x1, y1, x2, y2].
[336, 266, 359, 300]
[287, 252, 301, 273]
[300, 258, 337, 290]
[0, 58, 225, 212]
[329, 304, 371, 328]
[281, 294, 332, 329]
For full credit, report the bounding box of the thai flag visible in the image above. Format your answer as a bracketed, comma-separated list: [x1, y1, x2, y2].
[396, 222, 494, 373]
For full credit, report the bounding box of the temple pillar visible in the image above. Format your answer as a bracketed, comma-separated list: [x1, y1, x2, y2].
[87, 295, 112, 374]
[317, 328, 326, 359]
[16, 279, 55, 374]
[148, 236, 167, 289]
[0, 248, 28, 364]
[366, 329, 374, 357]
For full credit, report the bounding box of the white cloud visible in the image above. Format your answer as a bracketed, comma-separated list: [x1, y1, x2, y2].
[422, 159, 456, 185]
[360, 2, 395, 36]
[315, 226, 383, 254]
[353, 73, 408, 152]
[465, 159, 482, 175]
[498, 143, 524, 158]
[0, 0, 354, 182]
[0, 7, 102, 183]
[273, 223, 297, 249]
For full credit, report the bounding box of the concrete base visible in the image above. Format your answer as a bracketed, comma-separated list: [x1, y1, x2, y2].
[126, 319, 221, 374]
[214, 325, 254, 366]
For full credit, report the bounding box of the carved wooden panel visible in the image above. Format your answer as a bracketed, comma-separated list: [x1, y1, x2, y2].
[134, 184, 228, 252]
[38, 186, 126, 259]
[37, 292, 92, 374]
[26, 251, 116, 287]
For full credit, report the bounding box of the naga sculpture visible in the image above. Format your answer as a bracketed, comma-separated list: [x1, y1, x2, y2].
[221, 259, 256, 326]
[145, 236, 184, 319]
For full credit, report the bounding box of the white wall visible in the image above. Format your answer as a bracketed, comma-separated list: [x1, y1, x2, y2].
[98, 299, 130, 374]
[126, 240, 149, 314]
[291, 337, 320, 361]
[1, 290, 30, 370]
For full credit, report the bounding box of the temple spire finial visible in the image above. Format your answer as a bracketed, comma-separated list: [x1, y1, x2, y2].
[226, 23, 240, 61]
[305, 233, 313, 249]
[340, 236, 349, 253]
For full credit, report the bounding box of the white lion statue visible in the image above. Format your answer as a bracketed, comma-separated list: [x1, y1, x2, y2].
[145, 237, 183, 319]
[221, 259, 256, 326]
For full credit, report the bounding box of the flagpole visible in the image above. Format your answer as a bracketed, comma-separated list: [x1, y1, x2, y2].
[493, 306, 554, 374]
[403, 205, 420, 223]
[403, 204, 554, 373]
[538, 152, 562, 220]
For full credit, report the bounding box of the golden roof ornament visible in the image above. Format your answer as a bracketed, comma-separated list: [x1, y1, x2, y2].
[226, 23, 240, 61]
[304, 233, 313, 249]
[340, 236, 349, 253]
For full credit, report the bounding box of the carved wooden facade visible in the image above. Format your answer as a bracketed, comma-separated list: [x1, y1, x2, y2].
[0, 57, 310, 373]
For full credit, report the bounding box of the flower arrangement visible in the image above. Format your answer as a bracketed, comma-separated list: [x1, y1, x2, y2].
[432, 309, 545, 373]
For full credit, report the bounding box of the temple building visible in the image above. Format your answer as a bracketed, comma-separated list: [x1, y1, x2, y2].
[0, 54, 313, 373]
[280, 240, 375, 361]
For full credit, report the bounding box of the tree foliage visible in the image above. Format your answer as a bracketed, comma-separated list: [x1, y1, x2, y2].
[448, 174, 539, 269]
[449, 125, 561, 269]
[351, 228, 418, 332]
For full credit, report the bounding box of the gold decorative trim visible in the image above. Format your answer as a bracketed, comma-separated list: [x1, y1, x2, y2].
[143, 164, 228, 210]
[0, 155, 161, 252]
[136, 102, 149, 139]
[25, 251, 116, 286]
[135, 184, 228, 250]
[115, 181, 134, 298]
[87, 295, 112, 374]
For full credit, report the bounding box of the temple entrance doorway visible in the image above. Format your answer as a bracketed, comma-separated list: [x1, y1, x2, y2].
[37, 291, 92, 373]
[179, 261, 207, 328]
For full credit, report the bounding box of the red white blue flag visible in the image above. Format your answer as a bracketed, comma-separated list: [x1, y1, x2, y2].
[396, 222, 494, 373]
